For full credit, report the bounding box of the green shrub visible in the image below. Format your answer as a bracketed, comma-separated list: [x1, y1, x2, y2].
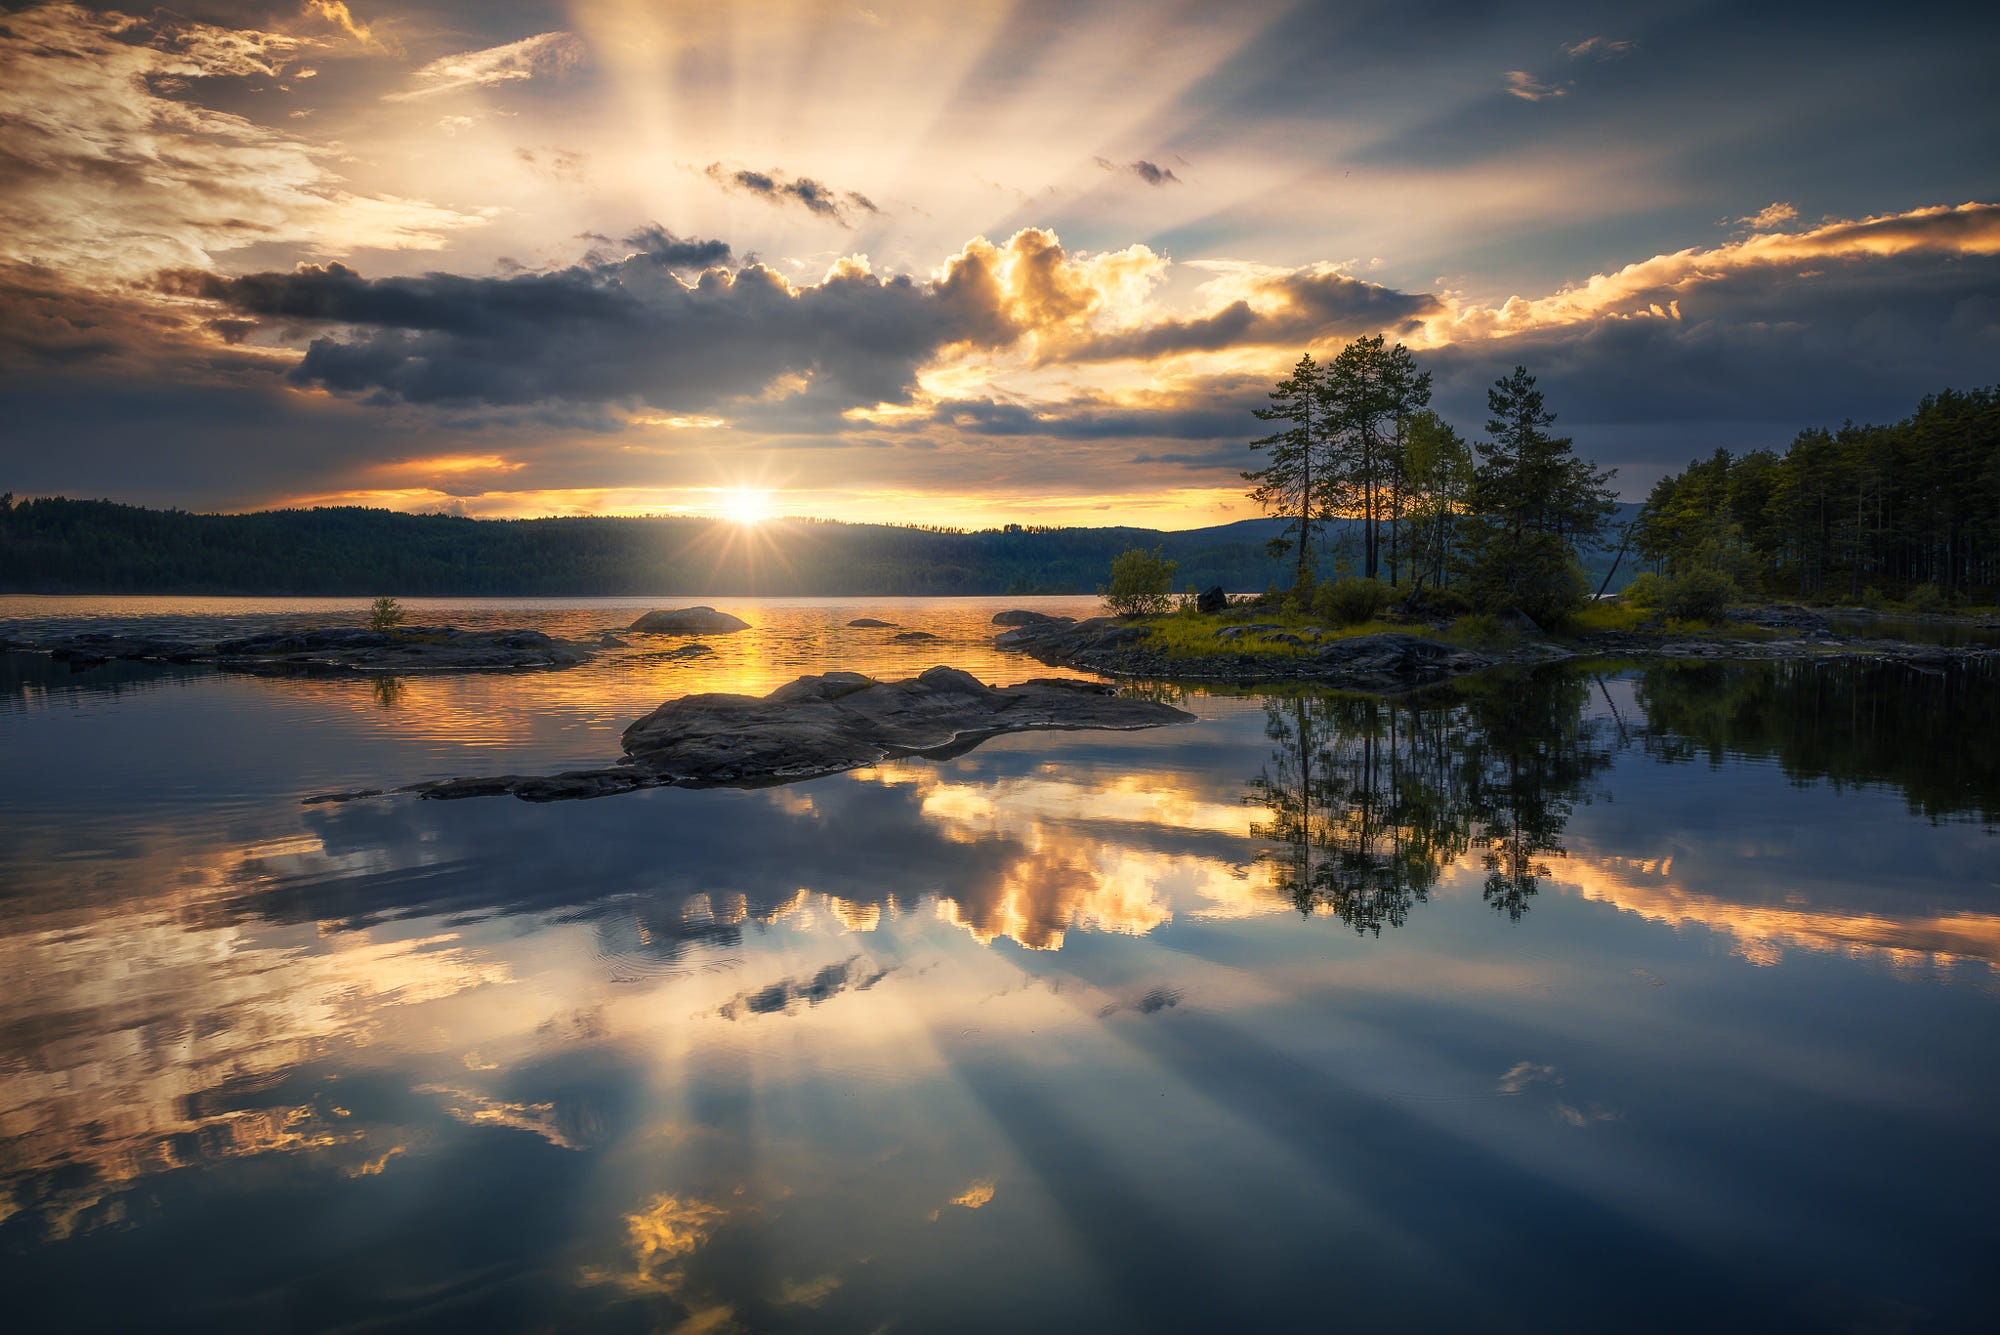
[1100, 546, 1178, 617]
[1859, 585, 1886, 611]
[1462, 530, 1589, 628]
[1403, 582, 1473, 617]
[367, 596, 403, 632]
[1313, 576, 1393, 626]
[1623, 571, 1667, 607]
[1904, 582, 1943, 613]
[1662, 566, 1738, 622]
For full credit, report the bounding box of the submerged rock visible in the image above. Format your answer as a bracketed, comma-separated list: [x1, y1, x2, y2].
[629, 606, 751, 634]
[847, 617, 898, 628]
[889, 630, 940, 642]
[396, 666, 1190, 802]
[992, 609, 1075, 627]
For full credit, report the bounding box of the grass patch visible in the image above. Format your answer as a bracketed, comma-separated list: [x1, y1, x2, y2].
[1565, 601, 1649, 634]
[1135, 612, 1436, 660]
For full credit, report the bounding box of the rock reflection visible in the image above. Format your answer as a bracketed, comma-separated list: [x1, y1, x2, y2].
[1248, 670, 1615, 930]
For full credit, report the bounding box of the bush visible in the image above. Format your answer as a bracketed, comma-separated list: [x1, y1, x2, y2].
[1662, 566, 1738, 622]
[1100, 546, 1177, 617]
[1905, 582, 1943, 613]
[1313, 576, 1393, 626]
[1402, 582, 1473, 617]
[1280, 570, 1318, 617]
[367, 596, 404, 632]
[1462, 529, 1589, 628]
[1623, 571, 1667, 608]
[1859, 585, 1886, 611]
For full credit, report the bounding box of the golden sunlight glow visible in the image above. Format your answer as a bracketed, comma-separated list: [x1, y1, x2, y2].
[722, 489, 772, 525]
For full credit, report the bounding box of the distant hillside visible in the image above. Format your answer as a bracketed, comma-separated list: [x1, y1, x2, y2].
[0, 496, 1640, 597]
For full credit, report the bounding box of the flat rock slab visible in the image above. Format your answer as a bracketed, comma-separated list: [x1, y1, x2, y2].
[23, 627, 592, 675]
[398, 666, 1191, 802]
[847, 618, 898, 627]
[993, 609, 1075, 627]
[629, 606, 751, 634]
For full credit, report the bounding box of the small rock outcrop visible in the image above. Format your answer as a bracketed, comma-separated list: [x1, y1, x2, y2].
[890, 630, 940, 642]
[629, 606, 751, 634]
[992, 609, 1075, 627]
[390, 666, 1191, 802]
[847, 618, 898, 628]
[1196, 586, 1228, 614]
[26, 627, 593, 675]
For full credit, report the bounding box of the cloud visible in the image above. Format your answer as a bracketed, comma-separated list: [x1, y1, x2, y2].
[1504, 71, 1570, 101]
[1562, 37, 1637, 60]
[716, 956, 890, 1018]
[1417, 202, 2000, 344]
[1095, 157, 1181, 186]
[705, 163, 879, 224]
[304, 1, 396, 56]
[170, 249, 958, 411]
[0, 5, 485, 280]
[620, 225, 733, 272]
[1735, 202, 1800, 231]
[386, 30, 586, 101]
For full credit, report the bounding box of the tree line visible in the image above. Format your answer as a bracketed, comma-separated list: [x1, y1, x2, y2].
[1634, 386, 2000, 604]
[1244, 337, 1618, 624]
[0, 496, 1355, 597]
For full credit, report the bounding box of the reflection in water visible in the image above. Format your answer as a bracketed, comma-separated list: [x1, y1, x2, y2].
[1636, 657, 2000, 824]
[1249, 670, 1615, 931]
[4, 619, 2000, 1330]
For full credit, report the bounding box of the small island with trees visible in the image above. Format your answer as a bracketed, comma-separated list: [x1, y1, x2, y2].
[999, 337, 1999, 687]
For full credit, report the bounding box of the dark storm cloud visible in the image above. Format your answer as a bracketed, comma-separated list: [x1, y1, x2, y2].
[704, 163, 878, 224]
[1067, 267, 1441, 362]
[170, 251, 963, 410]
[924, 395, 1250, 442]
[620, 224, 733, 271]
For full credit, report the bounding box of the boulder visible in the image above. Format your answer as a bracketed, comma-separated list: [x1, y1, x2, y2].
[629, 606, 751, 634]
[396, 666, 1192, 802]
[1196, 585, 1228, 614]
[992, 609, 1075, 627]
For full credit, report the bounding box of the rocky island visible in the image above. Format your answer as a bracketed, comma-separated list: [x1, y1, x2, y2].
[991, 604, 1998, 688]
[14, 625, 596, 675]
[314, 665, 1191, 803]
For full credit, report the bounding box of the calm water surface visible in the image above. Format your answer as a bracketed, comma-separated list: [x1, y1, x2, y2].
[2, 597, 1996, 1332]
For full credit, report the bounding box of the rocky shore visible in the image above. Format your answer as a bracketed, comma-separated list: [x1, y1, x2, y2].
[991, 605, 1999, 688]
[6, 625, 595, 675]
[312, 665, 1192, 803]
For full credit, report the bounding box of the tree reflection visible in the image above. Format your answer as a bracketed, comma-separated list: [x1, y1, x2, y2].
[1634, 658, 2000, 826]
[1248, 670, 1615, 930]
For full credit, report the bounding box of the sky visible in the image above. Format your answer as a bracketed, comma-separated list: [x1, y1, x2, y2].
[1, 0, 1996, 528]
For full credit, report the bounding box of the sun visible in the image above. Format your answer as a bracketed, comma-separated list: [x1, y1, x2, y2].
[722, 489, 771, 525]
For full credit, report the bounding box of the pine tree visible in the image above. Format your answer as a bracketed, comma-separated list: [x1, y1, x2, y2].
[1245, 354, 1332, 591]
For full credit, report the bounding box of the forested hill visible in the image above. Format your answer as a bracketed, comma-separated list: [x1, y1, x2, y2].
[0, 497, 1639, 597]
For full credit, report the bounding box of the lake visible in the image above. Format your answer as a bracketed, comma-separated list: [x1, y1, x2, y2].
[3, 596, 1996, 1332]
